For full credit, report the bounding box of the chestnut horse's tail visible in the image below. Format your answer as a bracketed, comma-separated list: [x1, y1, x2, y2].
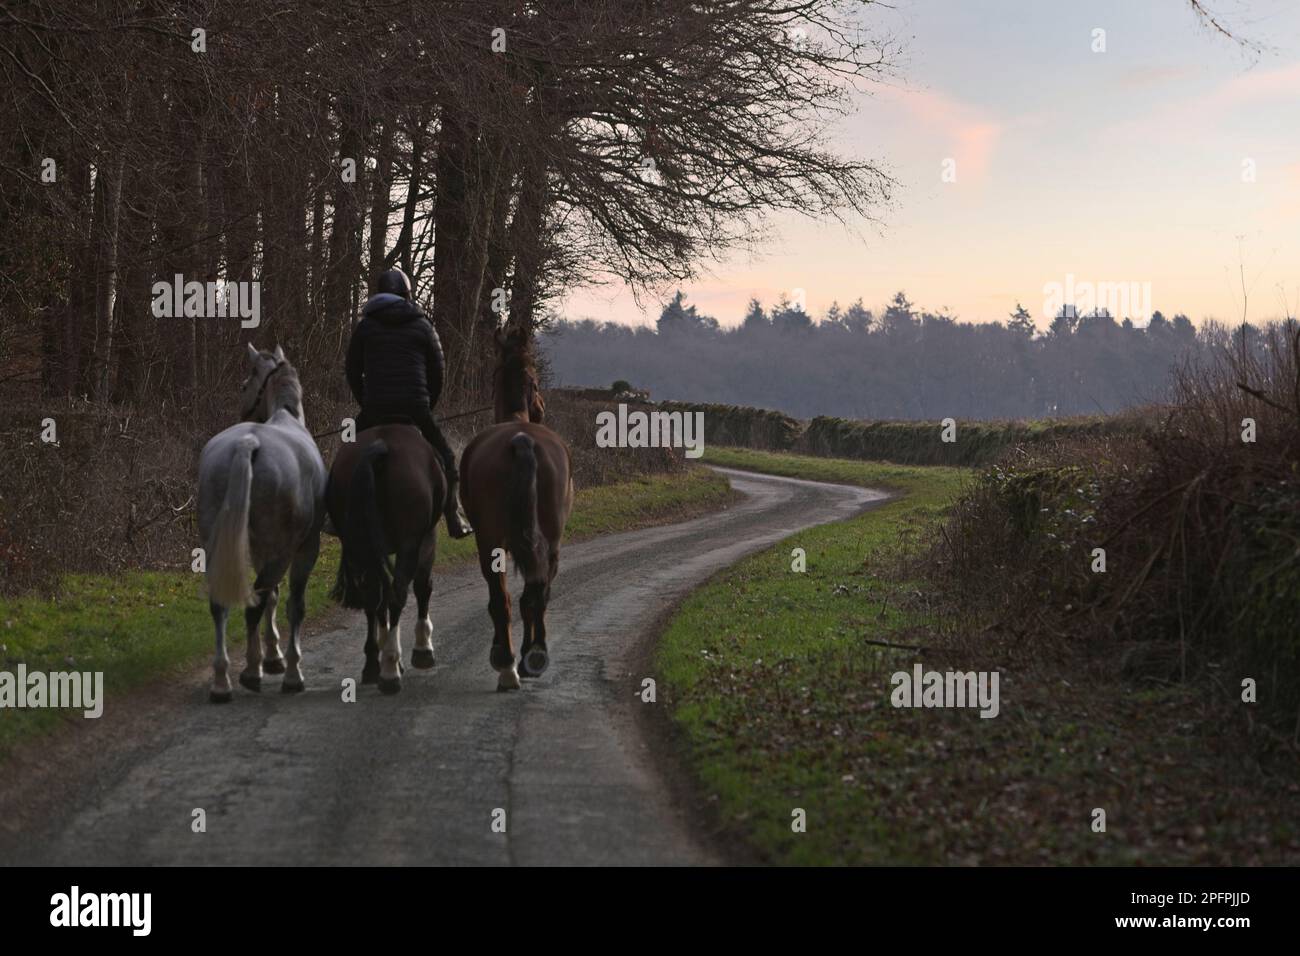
[331, 440, 393, 609]
[508, 432, 546, 582]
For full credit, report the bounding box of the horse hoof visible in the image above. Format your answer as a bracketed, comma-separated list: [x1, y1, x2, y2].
[411, 648, 436, 669]
[520, 648, 549, 678]
[239, 673, 261, 692]
[489, 646, 514, 671]
[497, 666, 521, 692]
[281, 680, 305, 695]
[209, 689, 233, 704]
[378, 677, 402, 696]
[263, 658, 286, 675]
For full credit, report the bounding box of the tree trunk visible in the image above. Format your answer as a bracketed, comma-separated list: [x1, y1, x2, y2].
[367, 117, 394, 290]
[63, 155, 94, 397]
[89, 152, 125, 401]
[430, 106, 470, 394]
[432, 106, 498, 400]
[506, 146, 549, 337]
[393, 116, 426, 277]
[323, 100, 366, 328]
[220, 138, 256, 367]
[476, 138, 519, 399]
[111, 127, 160, 405]
[309, 170, 326, 317]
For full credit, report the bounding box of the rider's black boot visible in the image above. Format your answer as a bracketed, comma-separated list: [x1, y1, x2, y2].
[444, 470, 473, 539]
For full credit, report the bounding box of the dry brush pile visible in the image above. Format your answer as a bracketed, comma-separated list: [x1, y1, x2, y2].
[0, 389, 680, 597]
[929, 322, 1300, 748]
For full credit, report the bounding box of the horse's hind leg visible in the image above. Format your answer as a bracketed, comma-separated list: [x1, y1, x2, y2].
[240, 590, 270, 692]
[378, 548, 415, 695]
[519, 552, 557, 679]
[281, 534, 319, 694]
[241, 561, 288, 692]
[481, 550, 519, 691]
[518, 581, 549, 678]
[210, 600, 233, 703]
[518, 582, 537, 675]
[262, 584, 285, 675]
[362, 609, 380, 684]
[411, 531, 436, 670]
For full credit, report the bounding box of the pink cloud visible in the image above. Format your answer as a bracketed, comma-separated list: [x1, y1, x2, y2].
[1203, 63, 1300, 109]
[877, 85, 1005, 182]
[1101, 62, 1300, 144]
[1115, 64, 1199, 89]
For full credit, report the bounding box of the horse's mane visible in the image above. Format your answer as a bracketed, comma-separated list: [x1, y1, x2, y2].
[269, 362, 304, 420]
[497, 328, 538, 409]
[272, 363, 302, 399]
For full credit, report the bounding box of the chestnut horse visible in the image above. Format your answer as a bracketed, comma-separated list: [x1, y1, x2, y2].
[327, 424, 446, 694]
[460, 327, 574, 691]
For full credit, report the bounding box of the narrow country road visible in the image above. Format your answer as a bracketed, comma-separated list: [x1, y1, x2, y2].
[0, 468, 887, 866]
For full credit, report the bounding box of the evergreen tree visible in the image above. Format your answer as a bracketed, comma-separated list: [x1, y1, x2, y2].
[844, 298, 872, 333]
[1008, 302, 1035, 337]
[881, 291, 917, 337]
[657, 290, 691, 333]
[741, 297, 769, 330]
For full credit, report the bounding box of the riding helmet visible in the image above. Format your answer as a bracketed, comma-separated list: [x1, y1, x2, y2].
[375, 268, 412, 300]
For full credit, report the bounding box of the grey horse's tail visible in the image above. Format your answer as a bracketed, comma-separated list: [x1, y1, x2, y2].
[332, 440, 392, 609]
[508, 433, 545, 582]
[208, 433, 259, 608]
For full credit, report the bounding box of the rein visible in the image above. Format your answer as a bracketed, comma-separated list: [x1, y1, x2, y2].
[241, 360, 286, 422]
[310, 403, 494, 441]
[442, 403, 496, 423]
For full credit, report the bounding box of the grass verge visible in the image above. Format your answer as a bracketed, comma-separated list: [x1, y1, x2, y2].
[660, 447, 966, 864]
[662, 447, 1300, 864]
[0, 465, 734, 758]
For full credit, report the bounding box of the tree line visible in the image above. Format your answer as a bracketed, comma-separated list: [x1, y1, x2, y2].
[543, 291, 1282, 420]
[0, 0, 894, 410]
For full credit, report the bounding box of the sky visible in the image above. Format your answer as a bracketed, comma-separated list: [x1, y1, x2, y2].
[559, 0, 1300, 332]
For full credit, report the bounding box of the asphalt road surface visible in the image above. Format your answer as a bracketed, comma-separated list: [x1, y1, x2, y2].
[0, 467, 886, 866]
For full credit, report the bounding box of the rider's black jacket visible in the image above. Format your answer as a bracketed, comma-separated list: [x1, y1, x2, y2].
[345, 294, 445, 411]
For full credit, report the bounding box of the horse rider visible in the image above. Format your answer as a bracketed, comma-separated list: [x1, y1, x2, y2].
[343, 267, 473, 539]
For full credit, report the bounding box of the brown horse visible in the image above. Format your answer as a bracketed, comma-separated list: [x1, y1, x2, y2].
[327, 424, 445, 694]
[460, 327, 574, 691]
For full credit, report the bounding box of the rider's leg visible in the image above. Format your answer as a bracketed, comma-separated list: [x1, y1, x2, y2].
[413, 407, 473, 539]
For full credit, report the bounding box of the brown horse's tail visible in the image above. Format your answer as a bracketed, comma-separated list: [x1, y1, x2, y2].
[508, 432, 546, 582]
[331, 440, 393, 609]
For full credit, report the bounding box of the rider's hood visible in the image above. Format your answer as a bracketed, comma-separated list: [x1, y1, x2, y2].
[362, 293, 424, 325]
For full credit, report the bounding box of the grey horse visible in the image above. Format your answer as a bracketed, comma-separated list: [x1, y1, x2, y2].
[197, 344, 326, 702]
